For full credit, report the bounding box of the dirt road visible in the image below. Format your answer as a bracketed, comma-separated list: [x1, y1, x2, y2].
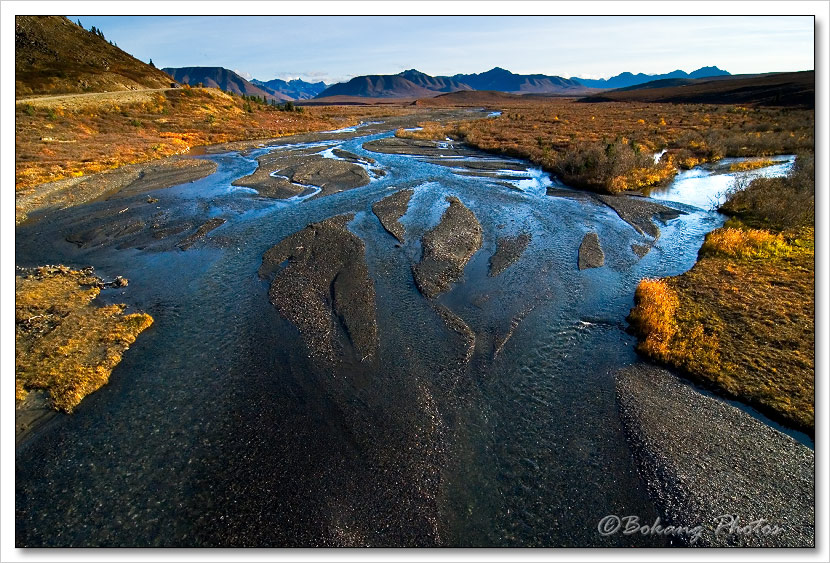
[16, 88, 178, 109]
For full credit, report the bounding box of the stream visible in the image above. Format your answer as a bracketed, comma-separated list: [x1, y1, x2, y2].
[14, 121, 796, 547]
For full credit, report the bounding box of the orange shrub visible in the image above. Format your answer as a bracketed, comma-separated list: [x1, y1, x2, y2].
[629, 278, 678, 359]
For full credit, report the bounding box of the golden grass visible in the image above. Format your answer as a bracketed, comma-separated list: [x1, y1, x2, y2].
[16, 266, 153, 412]
[729, 158, 775, 172]
[395, 121, 456, 140]
[699, 227, 794, 259]
[629, 225, 814, 431]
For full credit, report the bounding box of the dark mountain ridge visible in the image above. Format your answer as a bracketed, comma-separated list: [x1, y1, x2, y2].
[572, 66, 730, 89]
[316, 67, 594, 98]
[449, 66, 587, 93]
[580, 71, 814, 108]
[316, 75, 440, 98]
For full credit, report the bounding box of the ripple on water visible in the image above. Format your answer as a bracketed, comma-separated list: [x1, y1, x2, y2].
[14, 131, 798, 546]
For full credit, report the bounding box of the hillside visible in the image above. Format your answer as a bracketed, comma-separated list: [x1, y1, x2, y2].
[398, 69, 472, 93]
[449, 67, 590, 94]
[580, 71, 815, 107]
[252, 78, 327, 100]
[163, 66, 291, 101]
[572, 66, 730, 89]
[15, 16, 174, 97]
[316, 75, 439, 98]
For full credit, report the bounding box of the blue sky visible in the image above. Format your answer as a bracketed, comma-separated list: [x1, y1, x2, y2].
[66, 15, 815, 84]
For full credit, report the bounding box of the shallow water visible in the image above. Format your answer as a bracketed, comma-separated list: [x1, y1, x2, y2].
[15, 126, 795, 547]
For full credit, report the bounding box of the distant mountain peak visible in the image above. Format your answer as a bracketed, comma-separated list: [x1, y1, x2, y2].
[483, 66, 512, 76]
[571, 66, 731, 89]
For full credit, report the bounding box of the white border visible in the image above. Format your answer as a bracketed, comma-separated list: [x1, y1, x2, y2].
[3, 2, 828, 562]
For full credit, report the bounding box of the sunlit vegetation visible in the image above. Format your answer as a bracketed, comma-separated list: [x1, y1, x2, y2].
[15, 87, 413, 192]
[728, 158, 775, 172]
[16, 266, 153, 412]
[628, 156, 815, 432]
[395, 121, 456, 140]
[420, 98, 813, 194]
[720, 153, 815, 230]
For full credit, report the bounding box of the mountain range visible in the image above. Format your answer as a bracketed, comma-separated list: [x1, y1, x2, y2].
[251, 78, 328, 100]
[316, 67, 595, 98]
[15, 18, 735, 103]
[313, 66, 731, 99]
[571, 66, 730, 89]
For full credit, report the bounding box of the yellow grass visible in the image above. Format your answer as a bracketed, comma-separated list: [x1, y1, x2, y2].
[729, 159, 775, 172]
[629, 225, 814, 432]
[16, 266, 153, 412]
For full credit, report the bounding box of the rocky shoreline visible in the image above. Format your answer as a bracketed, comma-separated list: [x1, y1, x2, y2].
[16, 157, 217, 225]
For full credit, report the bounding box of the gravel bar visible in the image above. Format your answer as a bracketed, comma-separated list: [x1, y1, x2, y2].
[616, 363, 814, 547]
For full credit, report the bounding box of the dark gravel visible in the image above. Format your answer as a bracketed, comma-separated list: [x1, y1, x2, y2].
[259, 214, 378, 363]
[631, 243, 652, 258]
[489, 232, 531, 276]
[178, 217, 226, 250]
[616, 364, 814, 547]
[595, 194, 683, 238]
[412, 196, 482, 299]
[578, 232, 605, 270]
[233, 153, 369, 200]
[372, 188, 414, 243]
[363, 137, 479, 158]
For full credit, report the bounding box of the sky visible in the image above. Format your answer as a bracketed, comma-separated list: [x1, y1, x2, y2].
[65, 15, 815, 84]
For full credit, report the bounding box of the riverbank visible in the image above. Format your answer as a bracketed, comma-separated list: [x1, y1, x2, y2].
[628, 154, 815, 433]
[16, 265, 154, 443]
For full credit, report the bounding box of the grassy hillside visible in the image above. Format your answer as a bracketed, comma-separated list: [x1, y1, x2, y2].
[16, 16, 173, 97]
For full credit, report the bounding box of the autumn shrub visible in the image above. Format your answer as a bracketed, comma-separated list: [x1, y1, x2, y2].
[554, 139, 669, 193]
[728, 159, 775, 171]
[628, 278, 678, 359]
[699, 227, 793, 259]
[720, 152, 815, 230]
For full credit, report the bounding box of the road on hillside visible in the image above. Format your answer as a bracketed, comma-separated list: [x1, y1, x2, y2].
[16, 88, 180, 108]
